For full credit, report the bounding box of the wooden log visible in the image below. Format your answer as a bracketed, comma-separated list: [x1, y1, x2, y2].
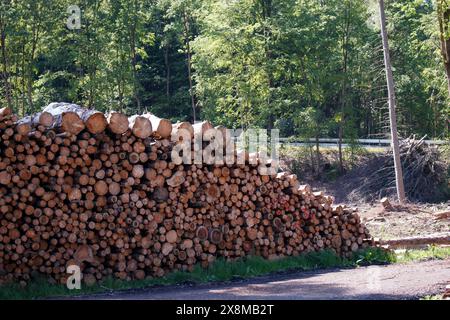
[434, 211, 450, 220]
[215, 125, 231, 145]
[193, 121, 214, 136]
[153, 187, 169, 202]
[166, 230, 178, 244]
[15, 112, 55, 135]
[380, 197, 393, 211]
[33, 111, 54, 127]
[106, 111, 129, 135]
[377, 233, 450, 248]
[297, 184, 311, 194]
[172, 122, 194, 139]
[0, 171, 11, 185]
[108, 182, 121, 196]
[94, 180, 109, 196]
[0, 106, 12, 119]
[206, 184, 220, 200]
[74, 245, 98, 265]
[81, 110, 107, 134]
[162, 243, 174, 256]
[15, 116, 32, 136]
[167, 171, 185, 187]
[32, 112, 54, 127]
[128, 115, 152, 139]
[42, 102, 85, 135]
[142, 113, 172, 139]
[209, 229, 223, 244]
[132, 165, 145, 179]
[196, 226, 208, 241]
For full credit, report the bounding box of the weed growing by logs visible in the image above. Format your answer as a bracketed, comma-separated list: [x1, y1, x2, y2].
[0, 247, 396, 300]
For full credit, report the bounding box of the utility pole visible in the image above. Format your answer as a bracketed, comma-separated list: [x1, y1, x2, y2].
[379, 0, 406, 203]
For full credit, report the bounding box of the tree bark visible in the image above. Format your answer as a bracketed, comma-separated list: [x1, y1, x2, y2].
[43, 102, 85, 135]
[438, 0, 450, 97]
[338, 3, 351, 175]
[128, 114, 152, 139]
[26, 3, 40, 112]
[261, 0, 274, 130]
[183, 9, 196, 122]
[164, 43, 170, 108]
[107, 111, 129, 134]
[0, 11, 12, 110]
[130, 22, 141, 110]
[315, 135, 320, 177]
[142, 113, 172, 139]
[379, 0, 406, 204]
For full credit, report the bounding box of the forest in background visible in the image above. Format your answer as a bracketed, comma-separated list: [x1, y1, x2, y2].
[0, 0, 449, 140]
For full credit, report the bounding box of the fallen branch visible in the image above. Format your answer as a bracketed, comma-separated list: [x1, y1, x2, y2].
[434, 211, 450, 220]
[375, 233, 450, 248]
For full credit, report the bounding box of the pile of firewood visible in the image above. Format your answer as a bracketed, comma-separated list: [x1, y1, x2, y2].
[0, 103, 372, 285]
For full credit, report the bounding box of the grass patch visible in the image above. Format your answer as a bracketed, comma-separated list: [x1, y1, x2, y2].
[0, 248, 391, 300]
[394, 245, 450, 263]
[1, 245, 447, 300]
[420, 294, 443, 300]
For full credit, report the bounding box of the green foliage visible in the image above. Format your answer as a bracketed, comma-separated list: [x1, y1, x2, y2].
[350, 247, 396, 266]
[395, 245, 450, 263]
[0, 0, 448, 138]
[386, 0, 449, 137]
[421, 294, 444, 300]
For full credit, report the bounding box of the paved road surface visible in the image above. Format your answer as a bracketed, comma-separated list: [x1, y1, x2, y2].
[71, 259, 450, 300]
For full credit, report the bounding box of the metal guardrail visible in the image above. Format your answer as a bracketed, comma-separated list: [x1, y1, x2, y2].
[278, 137, 447, 146]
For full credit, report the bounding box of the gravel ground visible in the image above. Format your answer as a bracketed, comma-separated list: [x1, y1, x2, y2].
[355, 202, 450, 240]
[67, 259, 450, 300]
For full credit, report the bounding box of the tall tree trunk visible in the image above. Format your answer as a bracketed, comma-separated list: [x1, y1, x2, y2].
[115, 45, 124, 112]
[27, 76, 33, 110]
[130, 25, 141, 110]
[27, 26, 39, 112]
[13, 49, 18, 108]
[315, 134, 320, 178]
[379, 0, 406, 203]
[337, 124, 344, 171]
[438, 0, 450, 97]
[26, 3, 40, 112]
[261, 0, 274, 130]
[84, 2, 100, 109]
[338, 2, 351, 174]
[183, 9, 196, 122]
[0, 16, 12, 109]
[164, 44, 170, 108]
[118, 79, 124, 112]
[21, 42, 26, 116]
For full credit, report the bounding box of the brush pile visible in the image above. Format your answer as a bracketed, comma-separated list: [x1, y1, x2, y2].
[347, 136, 447, 202]
[0, 103, 372, 285]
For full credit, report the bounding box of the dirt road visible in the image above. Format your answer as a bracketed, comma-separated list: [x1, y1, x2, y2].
[73, 259, 450, 300]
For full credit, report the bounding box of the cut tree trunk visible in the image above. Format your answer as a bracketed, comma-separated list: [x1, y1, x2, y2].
[193, 121, 213, 136]
[43, 102, 85, 135]
[81, 110, 107, 134]
[128, 115, 152, 139]
[143, 113, 172, 139]
[0, 107, 12, 119]
[106, 111, 129, 135]
[173, 121, 194, 139]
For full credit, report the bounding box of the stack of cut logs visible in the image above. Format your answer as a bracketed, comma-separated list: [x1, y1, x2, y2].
[0, 103, 372, 285]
